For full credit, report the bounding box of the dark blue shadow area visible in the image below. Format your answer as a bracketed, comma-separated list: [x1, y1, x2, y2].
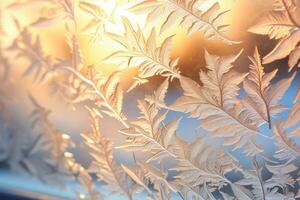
[0, 192, 35, 200]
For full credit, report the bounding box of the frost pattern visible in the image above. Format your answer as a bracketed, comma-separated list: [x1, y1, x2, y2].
[0, 0, 299, 199]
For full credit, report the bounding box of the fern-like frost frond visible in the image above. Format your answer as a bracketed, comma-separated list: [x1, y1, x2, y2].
[104, 17, 180, 86]
[249, 0, 300, 68]
[243, 47, 296, 128]
[171, 52, 266, 155]
[129, 0, 238, 45]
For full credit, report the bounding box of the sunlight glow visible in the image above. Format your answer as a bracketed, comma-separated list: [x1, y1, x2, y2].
[1, 1, 299, 199]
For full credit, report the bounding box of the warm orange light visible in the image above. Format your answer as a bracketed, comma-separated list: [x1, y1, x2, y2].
[2, 0, 275, 76]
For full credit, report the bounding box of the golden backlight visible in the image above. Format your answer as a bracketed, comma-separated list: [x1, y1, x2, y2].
[1, 0, 274, 76]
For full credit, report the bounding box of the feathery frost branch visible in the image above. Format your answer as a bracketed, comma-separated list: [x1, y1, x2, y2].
[171, 51, 269, 155]
[118, 98, 255, 199]
[249, 0, 300, 69]
[81, 108, 141, 199]
[243, 47, 296, 128]
[104, 17, 180, 90]
[129, 0, 239, 45]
